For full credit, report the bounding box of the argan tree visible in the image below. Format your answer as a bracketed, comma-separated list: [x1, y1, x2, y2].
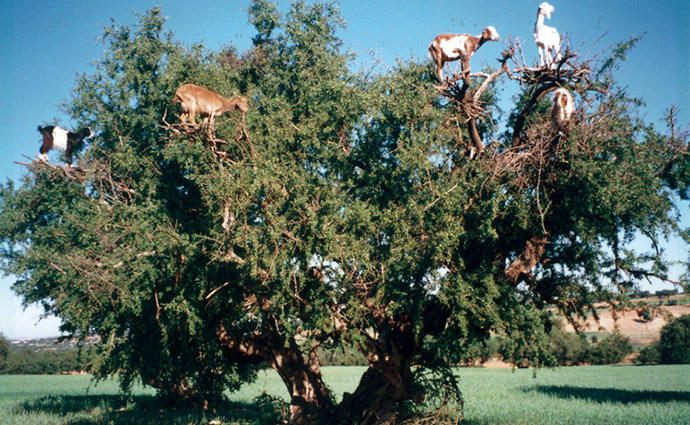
[1, 2, 688, 424]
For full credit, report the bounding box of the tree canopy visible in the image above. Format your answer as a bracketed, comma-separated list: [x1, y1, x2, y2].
[1, 2, 688, 424]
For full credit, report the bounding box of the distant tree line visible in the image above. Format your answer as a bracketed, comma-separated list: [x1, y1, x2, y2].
[1, 315, 689, 374]
[632, 289, 681, 299]
[0, 335, 95, 375]
[461, 319, 634, 367]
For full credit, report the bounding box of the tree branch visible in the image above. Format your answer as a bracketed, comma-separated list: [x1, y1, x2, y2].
[504, 235, 549, 284]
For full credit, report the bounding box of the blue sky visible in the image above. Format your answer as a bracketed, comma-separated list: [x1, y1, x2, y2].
[1, 0, 688, 339]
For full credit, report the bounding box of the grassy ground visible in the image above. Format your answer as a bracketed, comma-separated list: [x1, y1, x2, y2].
[1, 365, 689, 424]
[456, 365, 690, 425]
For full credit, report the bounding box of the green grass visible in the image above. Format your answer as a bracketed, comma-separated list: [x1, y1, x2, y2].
[0, 375, 278, 425]
[1, 365, 689, 424]
[456, 365, 690, 425]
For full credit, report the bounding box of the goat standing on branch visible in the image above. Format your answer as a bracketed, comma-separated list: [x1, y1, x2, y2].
[173, 83, 249, 130]
[37, 125, 94, 165]
[534, 2, 561, 68]
[428, 26, 500, 85]
[551, 87, 574, 130]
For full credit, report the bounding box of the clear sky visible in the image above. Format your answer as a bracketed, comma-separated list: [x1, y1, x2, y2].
[1, 0, 688, 339]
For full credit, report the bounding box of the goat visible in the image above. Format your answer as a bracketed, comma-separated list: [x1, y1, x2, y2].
[550, 88, 574, 130]
[172, 83, 249, 129]
[428, 26, 500, 83]
[37, 125, 94, 165]
[534, 2, 561, 68]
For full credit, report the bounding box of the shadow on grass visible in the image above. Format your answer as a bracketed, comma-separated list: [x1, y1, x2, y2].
[528, 385, 690, 405]
[15, 394, 282, 425]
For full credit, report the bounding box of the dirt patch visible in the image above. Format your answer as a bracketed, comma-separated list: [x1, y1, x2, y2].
[563, 305, 690, 345]
[482, 358, 514, 369]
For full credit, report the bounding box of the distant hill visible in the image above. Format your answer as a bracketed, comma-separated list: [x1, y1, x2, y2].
[564, 295, 690, 346]
[9, 336, 98, 351]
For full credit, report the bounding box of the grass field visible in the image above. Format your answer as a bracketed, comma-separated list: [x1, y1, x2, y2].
[1, 365, 689, 424]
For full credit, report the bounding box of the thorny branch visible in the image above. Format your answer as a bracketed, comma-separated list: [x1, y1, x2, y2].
[441, 46, 516, 158]
[160, 108, 256, 164]
[17, 155, 137, 204]
[439, 38, 592, 159]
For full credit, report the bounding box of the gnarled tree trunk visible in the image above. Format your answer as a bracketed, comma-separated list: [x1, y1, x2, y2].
[336, 313, 423, 425]
[218, 311, 427, 424]
[271, 341, 333, 424]
[218, 321, 333, 424]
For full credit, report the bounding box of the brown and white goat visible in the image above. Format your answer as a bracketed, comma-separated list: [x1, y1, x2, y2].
[550, 88, 574, 130]
[172, 83, 248, 129]
[37, 125, 94, 165]
[428, 26, 500, 83]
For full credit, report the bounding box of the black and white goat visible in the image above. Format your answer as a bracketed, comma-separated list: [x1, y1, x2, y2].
[37, 125, 94, 165]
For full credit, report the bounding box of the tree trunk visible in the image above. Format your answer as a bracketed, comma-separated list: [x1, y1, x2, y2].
[336, 313, 422, 425]
[219, 312, 424, 424]
[504, 235, 549, 283]
[337, 363, 421, 425]
[218, 322, 333, 424]
[270, 341, 333, 424]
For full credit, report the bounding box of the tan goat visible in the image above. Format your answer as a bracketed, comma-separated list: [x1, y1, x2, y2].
[172, 83, 248, 129]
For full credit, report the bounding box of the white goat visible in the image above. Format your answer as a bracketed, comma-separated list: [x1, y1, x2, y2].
[173, 83, 249, 129]
[551, 88, 574, 130]
[428, 26, 500, 83]
[534, 2, 561, 67]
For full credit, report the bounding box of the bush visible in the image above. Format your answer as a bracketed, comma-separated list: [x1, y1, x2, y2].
[460, 337, 501, 365]
[0, 335, 9, 364]
[549, 325, 589, 366]
[658, 314, 690, 364]
[635, 341, 660, 364]
[586, 332, 632, 365]
[496, 318, 587, 368]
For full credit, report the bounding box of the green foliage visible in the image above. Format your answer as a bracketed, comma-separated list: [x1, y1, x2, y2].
[635, 341, 661, 364]
[547, 320, 590, 366]
[595, 35, 644, 79]
[0, 335, 8, 364]
[458, 337, 500, 365]
[656, 289, 679, 298]
[319, 346, 368, 367]
[0, 347, 94, 375]
[496, 317, 592, 367]
[248, 0, 281, 45]
[636, 315, 690, 365]
[586, 332, 633, 365]
[659, 314, 690, 364]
